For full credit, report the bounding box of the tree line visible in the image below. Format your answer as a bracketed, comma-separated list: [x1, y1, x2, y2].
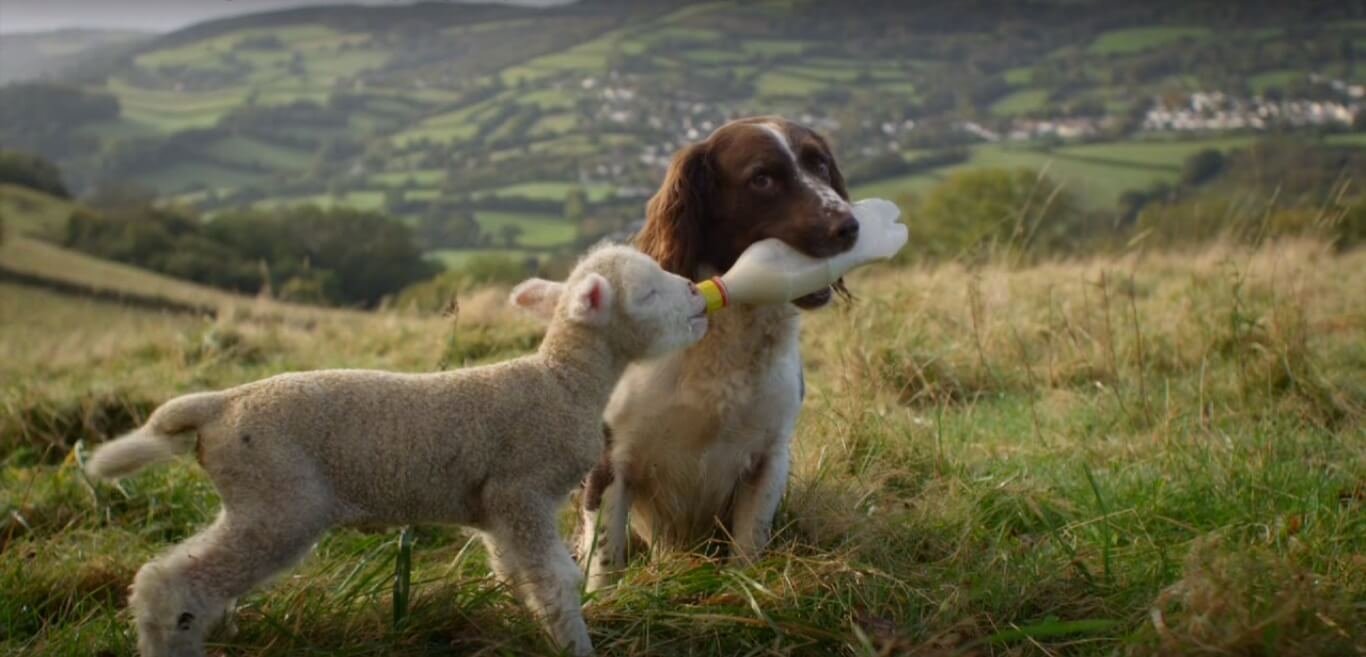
[62, 194, 438, 308]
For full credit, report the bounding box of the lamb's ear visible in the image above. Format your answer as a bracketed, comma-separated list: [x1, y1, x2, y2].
[509, 278, 562, 321]
[565, 272, 614, 325]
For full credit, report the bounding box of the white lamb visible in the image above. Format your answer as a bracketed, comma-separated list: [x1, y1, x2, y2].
[84, 244, 710, 657]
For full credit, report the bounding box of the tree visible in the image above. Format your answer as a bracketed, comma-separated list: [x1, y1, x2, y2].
[907, 167, 1084, 262]
[0, 150, 69, 198]
[563, 186, 588, 223]
[1181, 149, 1225, 187]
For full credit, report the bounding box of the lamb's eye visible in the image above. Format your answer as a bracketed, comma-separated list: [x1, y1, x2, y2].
[750, 173, 773, 191]
[638, 289, 659, 305]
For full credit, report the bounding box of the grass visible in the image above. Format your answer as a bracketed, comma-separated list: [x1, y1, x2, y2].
[1004, 66, 1034, 86]
[742, 39, 808, 56]
[1055, 137, 1258, 169]
[260, 191, 387, 212]
[990, 89, 1050, 116]
[473, 211, 575, 248]
[0, 184, 76, 239]
[0, 235, 363, 328]
[477, 181, 615, 203]
[1326, 132, 1366, 147]
[1089, 27, 1212, 55]
[369, 169, 447, 188]
[426, 248, 534, 270]
[853, 137, 1264, 209]
[756, 71, 828, 97]
[1248, 70, 1304, 95]
[202, 136, 314, 171]
[2, 238, 1363, 656]
[527, 113, 578, 138]
[138, 162, 269, 194]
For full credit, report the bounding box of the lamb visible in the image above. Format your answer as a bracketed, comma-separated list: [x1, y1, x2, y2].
[84, 244, 710, 657]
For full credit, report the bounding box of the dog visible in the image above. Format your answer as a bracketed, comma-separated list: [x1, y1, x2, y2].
[578, 115, 857, 590]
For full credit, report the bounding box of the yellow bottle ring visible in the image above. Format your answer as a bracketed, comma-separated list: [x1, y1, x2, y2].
[697, 277, 728, 314]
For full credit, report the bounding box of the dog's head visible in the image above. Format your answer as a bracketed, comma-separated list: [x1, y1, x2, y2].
[636, 116, 856, 309]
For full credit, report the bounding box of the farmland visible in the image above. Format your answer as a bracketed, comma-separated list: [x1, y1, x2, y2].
[4, 0, 1359, 274]
[850, 135, 1261, 207]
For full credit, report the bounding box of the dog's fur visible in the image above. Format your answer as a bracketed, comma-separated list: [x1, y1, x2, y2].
[578, 116, 856, 590]
[85, 245, 709, 657]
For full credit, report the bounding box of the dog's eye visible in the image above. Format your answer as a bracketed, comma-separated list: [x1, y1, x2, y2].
[750, 174, 774, 191]
[814, 160, 831, 180]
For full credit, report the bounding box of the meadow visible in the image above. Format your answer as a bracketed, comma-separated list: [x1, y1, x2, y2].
[3, 238, 1362, 656]
[849, 136, 1261, 209]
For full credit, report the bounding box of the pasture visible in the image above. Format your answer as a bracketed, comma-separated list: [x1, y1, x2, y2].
[1088, 27, 1213, 55]
[473, 210, 576, 248]
[2, 239, 1362, 656]
[850, 137, 1259, 208]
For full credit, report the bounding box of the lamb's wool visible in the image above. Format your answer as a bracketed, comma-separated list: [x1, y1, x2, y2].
[86, 244, 706, 657]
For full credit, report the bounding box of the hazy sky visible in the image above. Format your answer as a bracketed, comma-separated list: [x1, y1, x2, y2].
[0, 0, 572, 34]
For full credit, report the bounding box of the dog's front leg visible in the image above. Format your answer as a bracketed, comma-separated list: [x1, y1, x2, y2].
[729, 443, 791, 564]
[578, 471, 632, 593]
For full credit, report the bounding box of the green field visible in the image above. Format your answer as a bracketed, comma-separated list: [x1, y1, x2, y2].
[477, 182, 616, 203]
[1055, 136, 1258, 168]
[369, 169, 447, 188]
[991, 89, 1050, 116]
[1004, 66, 1034, 85]
[425, 248, 534, 269]
[852, 137, 1264, 207]
[1248, 69, 1304, 94]
[756, 71, 828, 97]
[139, 162, 270, 194]
[4, 239, 1363, 656]
[0, 184, 76, 239]
[203, 136, 314, 171]
[474, 210, 576, 248]
[260, 190, 387, 211]
[1088, 26, 1212, 54]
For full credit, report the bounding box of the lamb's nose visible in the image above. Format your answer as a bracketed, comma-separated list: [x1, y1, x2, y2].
[833, 215, 859, 243]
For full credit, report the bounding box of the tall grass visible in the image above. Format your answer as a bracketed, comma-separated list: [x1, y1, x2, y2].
[2, 239, 1363, 656]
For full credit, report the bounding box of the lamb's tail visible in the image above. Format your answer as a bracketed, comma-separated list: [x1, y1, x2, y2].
[85, 392, 226, 480]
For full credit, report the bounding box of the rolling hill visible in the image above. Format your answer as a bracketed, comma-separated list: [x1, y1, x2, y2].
[0, 29, 149, 84]
[1, 0, 1363, 263]
[0, 184, 369, 322]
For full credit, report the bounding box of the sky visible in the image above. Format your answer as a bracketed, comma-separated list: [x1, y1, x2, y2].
[0, 0, 572, 34]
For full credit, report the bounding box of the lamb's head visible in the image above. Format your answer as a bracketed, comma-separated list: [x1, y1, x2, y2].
[510, 244, 708, 359]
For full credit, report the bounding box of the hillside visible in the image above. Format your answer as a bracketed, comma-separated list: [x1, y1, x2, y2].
[0, 184, 371, 322]
[3, 238, 1363, 655]
[0, 29, 149, 84]
[0, 1, 1362, 267]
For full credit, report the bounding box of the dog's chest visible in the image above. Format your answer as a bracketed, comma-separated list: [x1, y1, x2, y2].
[605, 305, 802, 460]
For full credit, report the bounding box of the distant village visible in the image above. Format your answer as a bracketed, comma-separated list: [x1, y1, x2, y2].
[535, 70, 1363, 190]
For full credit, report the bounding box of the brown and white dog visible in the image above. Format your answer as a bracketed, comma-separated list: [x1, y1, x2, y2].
[577, 116, 857, 591]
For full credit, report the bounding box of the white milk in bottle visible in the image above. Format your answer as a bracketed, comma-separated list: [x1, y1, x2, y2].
[696, 198, 907, 313]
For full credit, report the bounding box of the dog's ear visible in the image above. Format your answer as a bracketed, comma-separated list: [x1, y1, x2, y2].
[811, 132, 853, 302]
[812, 132, 849, 200]
[637, 142, 709, 278]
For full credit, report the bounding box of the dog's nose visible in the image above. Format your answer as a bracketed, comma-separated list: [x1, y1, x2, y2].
[832, 215, 859, 243]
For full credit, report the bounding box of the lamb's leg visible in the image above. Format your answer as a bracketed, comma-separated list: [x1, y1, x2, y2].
[128, 508, 326, 657]
[578, 474, 632, 593]
[729, 446, 791, 564]
[484, 503, 593, 657]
